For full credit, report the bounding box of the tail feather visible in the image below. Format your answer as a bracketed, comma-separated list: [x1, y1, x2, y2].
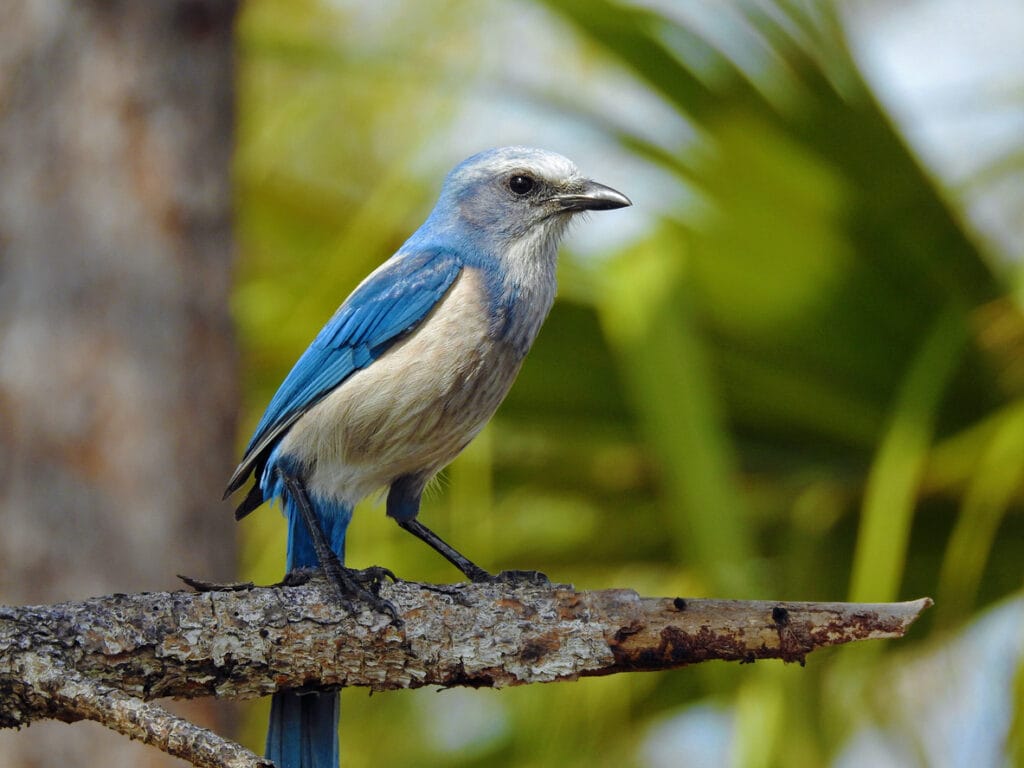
[266, 691, 340, 768]
[265, 463, 353, 768]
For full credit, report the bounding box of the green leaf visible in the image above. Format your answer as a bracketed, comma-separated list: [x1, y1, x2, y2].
[849, 305, 971, 603]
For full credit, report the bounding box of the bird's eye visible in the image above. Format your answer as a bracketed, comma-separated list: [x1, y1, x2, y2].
[508, 174, 535, 195]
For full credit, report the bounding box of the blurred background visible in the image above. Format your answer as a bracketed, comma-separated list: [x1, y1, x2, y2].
[1, 0, 1022, 766]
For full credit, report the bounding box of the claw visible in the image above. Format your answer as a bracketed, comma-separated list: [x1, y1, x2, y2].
[334, 565, 403, 625]
[178, 574, 255, 592]
[348, 565, 399, 591]
[331, 568, 402, 624]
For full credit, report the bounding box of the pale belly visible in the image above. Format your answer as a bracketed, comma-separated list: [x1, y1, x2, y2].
[277, 269, 521, 505]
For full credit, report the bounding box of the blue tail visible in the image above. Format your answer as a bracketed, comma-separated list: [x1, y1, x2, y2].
[265, 691, 340, 768]
[265, 471, 352, 768]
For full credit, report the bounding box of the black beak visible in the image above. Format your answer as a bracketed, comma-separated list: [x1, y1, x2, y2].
[552, 180, 632, 212]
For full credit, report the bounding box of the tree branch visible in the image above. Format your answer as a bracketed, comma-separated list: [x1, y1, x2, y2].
[38, 672, 270, 768]
[0, 577, 931, 766]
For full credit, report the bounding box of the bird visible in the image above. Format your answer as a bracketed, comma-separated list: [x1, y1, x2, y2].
[224, 146, 630, 768]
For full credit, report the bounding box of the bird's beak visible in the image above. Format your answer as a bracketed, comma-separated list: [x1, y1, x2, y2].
[551, 180, 632, 212]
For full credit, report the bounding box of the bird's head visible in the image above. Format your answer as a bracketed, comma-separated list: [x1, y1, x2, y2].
[419, 146, 631, 254]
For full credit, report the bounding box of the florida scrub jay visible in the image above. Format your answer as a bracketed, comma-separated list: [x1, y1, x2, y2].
[225, 146, 630, 768]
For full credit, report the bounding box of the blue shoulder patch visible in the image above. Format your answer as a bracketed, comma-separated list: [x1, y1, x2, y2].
[243, 249, 464, 458]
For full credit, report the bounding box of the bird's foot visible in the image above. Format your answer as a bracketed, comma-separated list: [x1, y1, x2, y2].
[321, 560, 403, 626]
[471, 569, 550, 586]
[279, 564, 402, 625]
[347, 564, 400, 589]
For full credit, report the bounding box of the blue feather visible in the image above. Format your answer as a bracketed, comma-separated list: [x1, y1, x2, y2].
[244, 248, 465, 460]
[265, 688, 340, 768]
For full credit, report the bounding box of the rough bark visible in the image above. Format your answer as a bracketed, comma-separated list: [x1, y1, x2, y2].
[0, 577, 932, 767]
[0, 1, 239, 765]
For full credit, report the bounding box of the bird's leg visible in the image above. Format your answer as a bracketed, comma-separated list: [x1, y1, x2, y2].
[279, 472, 349, 590]
[397, 518, 549, 585]
[279, 472, 401, 623]
[398, 518, 491, 582]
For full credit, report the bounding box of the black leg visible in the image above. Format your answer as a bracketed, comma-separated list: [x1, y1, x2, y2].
[397, 518, 549, 585]
[397, 519, 491, 582]
[279, 471, 401, 623]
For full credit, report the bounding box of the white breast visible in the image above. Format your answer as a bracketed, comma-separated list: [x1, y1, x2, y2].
[279, 267, 521, 505]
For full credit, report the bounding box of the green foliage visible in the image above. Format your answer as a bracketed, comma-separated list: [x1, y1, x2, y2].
[234, 1, 1024, 765]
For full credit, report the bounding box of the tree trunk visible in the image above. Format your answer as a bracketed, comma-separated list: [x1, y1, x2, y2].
[0, 1, 239, 765]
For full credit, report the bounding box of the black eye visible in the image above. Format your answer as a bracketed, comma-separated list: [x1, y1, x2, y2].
[508, 174, 535, 195]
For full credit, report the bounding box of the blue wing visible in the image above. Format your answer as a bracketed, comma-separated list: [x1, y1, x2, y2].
[225, 248, 464, 500]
